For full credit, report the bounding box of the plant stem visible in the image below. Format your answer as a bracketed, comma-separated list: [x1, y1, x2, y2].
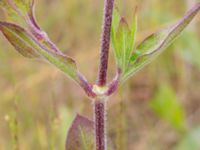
[95, 0, 114, 149]
[94, 100, 106, 150]
[97, 0, 115, 86]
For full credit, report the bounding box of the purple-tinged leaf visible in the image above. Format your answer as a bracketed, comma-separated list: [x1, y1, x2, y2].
[0, 0, 97, 97]
[0, 21, 95, 96]
[65, 114, 95, 150]
[0, 22, 78, 79]
[0, 0, 60, 54]
[122, 3, 200, 81]
[65, 114, 113, 150]
[0, 21, 39, 58]
[0, 0, 39, 31]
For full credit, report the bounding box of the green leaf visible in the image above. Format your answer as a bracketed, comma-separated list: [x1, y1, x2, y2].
[111, 8, 137, 73]
[0, 0, 20, 22]
[123, 3, 200, 81]
[127, 9, 137, 69]
[116, 17, 130, 71]
[111, 8, 120, 39]
[150, 84, 187, 132]
[174, 127, 200, 150]
[0, 0, 33, 22]
[0, 21, 79, 81]
[12, 0, 33, 16]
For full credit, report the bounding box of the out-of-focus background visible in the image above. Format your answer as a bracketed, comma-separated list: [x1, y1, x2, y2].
[0, 0, 200, 149]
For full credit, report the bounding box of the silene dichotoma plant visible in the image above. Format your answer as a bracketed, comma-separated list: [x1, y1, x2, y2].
[0, 0, 199, 150]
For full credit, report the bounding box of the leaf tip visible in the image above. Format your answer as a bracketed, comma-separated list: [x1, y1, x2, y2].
[119, 16, 129, 31]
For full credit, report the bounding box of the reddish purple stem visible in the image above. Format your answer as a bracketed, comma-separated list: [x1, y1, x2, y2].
[97, 0, 115, 86]
[95, 101, 106, 150]
[95, 0, 114, 150]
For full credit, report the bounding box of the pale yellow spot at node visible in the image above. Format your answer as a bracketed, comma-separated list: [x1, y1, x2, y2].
[92, 85, 108, 96]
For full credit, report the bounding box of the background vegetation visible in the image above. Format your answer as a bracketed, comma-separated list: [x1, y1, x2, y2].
[0, 0, 199, 149]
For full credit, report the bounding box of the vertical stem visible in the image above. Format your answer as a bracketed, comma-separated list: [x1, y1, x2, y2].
[95, 0, 114, 149]
[97, 0, 115, 86]
[94, 100, 106, 150]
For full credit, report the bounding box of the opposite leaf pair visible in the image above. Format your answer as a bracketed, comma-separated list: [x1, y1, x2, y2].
[0, 0, 200, 98]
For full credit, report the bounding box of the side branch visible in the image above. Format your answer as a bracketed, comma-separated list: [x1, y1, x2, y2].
[97, 0, 115, 86]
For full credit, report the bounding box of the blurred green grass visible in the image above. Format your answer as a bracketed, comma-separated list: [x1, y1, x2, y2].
[0, 0, 200, 149]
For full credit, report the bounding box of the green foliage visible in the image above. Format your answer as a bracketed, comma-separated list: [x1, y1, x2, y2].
[174, 127, 200, 150]
[111, 4, 200, 82]
[0, 1, 15, 13]
[0, 0, 200, 149]
[150, 85, 187, 132]
[12, 0, 33, 15]
[111, 8, 137, 74]
[0, 0, 32, 24]
[0, 0, 89, 87]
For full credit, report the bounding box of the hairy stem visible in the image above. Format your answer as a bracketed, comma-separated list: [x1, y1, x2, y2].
[94, 100, 106, 150]
[97, 0, 115, 86]
[95, 0, 114, 149]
